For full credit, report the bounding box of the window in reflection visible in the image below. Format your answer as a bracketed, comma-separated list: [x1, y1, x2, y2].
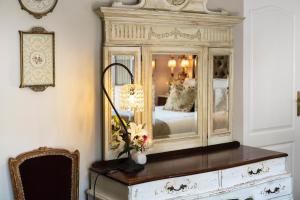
[212, 55, 229, 132]
[152, 54, 198, 139]
[111, 55, 135, 122]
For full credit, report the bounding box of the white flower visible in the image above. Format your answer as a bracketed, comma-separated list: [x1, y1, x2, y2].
[128, 122, 147, 140]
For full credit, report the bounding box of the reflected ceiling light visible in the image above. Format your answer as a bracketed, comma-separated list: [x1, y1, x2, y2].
[181, 56, 190, 69]
[168, 57, 177, 75]
[152, 60, 156, 70]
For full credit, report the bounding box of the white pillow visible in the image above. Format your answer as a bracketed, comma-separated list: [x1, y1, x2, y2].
[183, 78, 196, 87]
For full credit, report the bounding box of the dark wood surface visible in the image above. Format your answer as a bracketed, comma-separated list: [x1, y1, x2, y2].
[91, 142, 287, 186]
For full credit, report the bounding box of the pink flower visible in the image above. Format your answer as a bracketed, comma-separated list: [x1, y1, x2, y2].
[143, 135, 148, 143]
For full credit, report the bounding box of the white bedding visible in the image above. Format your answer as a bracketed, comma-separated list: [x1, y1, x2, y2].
[153, 106, 196, 137]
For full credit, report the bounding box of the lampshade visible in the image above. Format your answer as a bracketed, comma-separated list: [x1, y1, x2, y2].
[168, 57, 177, 73]
[181, 57, 190, 68]
[119, 84, 144, 112]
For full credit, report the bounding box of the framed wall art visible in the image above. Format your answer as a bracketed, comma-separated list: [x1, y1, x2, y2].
[18, 0, 58, 19]
[19, 27, 55, 92]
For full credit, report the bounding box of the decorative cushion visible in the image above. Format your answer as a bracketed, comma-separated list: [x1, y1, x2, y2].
[184, 78, 197, 112]
[164, 83, 196, 112]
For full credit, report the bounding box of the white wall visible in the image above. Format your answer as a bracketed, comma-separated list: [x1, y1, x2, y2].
[0, 0, 243, 199]
[0, 0, 101, 199]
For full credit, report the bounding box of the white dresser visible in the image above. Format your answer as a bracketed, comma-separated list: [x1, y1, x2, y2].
[93, 1, 293, 199]
[87, 145, 293, 200]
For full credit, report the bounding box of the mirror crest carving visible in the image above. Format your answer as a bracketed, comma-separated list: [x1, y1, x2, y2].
[112, 0, 228, 15]
[107, 23, 233, 45]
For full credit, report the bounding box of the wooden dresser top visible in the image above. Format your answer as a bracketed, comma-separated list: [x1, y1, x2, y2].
[91, 142, 287, 186]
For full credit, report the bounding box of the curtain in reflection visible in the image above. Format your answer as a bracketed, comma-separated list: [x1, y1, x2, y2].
[113, 56, 134, 85]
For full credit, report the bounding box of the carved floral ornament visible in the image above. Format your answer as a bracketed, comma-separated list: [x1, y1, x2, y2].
[148, 28, 202, 40]
[113, 0, 228, 15]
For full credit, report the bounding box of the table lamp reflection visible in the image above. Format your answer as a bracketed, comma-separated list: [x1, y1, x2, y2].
[101, 63, 145, 173]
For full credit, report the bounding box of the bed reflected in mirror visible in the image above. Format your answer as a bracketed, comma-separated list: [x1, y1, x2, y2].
[152, 54, 198, 139]
[111, 55, 135, 123]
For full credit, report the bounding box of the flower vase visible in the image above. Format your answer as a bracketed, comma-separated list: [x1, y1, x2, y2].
[132, 151, 147, 165]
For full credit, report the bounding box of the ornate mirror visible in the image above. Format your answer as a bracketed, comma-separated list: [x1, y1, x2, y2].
[103, 47, 142, 159]
[152, 54, 198, 139]
[143, 47, 205, 154]
[97, 4, 242, 160]
[208, 48, 233, 145]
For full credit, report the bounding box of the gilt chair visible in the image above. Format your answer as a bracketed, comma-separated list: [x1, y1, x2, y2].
[9, 147, 79, 200]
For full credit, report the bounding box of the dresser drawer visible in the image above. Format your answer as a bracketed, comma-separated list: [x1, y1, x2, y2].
[200, 175, 292, 200]
[271, 194, 293, 200]
[222, 158, 286, 188]
[255, 176, 292, 200]
[130, 171, 219, 200]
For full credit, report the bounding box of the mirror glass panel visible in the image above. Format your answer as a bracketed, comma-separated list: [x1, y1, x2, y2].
[111, 55, 135, 122]
[152, 54, 198, 139]
[212, 55, 229, 132]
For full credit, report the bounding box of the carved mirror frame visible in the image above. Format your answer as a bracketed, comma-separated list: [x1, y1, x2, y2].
[98, 5, 243, 160]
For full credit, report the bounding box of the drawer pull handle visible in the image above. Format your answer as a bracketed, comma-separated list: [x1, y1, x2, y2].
[248, 168, 263, 176]
[167, 184, 187, 192]
[265, 187, 280, 194]
[228, 198, 253, 200]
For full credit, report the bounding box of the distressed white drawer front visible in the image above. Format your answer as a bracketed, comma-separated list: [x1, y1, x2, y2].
[201, 175, 292, 200]
[255, 176, 292, 200]
[271, 194, 293, 200]
[222, 158, 286, 188]
[130, 171, 219, 200]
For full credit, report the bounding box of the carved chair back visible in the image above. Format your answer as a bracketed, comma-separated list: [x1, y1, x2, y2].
[9, 147, 79, 200]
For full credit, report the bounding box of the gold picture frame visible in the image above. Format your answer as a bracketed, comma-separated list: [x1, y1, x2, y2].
[18, 0, 58, 19]
[19, 27, 55, 92]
